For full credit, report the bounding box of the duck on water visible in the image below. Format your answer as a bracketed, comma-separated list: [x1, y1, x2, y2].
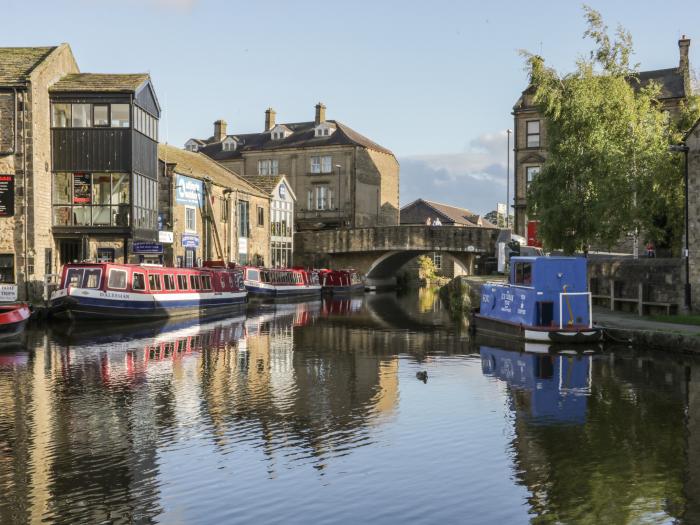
[471, 256, 602, 343]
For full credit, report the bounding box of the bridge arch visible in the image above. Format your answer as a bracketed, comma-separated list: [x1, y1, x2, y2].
[365, 250, 473, 287]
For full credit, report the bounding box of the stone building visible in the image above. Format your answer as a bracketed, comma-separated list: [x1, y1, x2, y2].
[0, 45, 79, 300]
[158, 144, 270, 267]
[186, 103, 399, 230]
[512, 37, 692, 237]
[399, 198, 495, 279]
[241, 174, 296, 267]
[684, 118, 700, 311]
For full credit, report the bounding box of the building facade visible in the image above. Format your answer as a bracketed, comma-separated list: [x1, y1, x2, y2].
[186, 103, 399, 231]
[158, 144, 270, 267]
[512, 37, 692, 237]
[241, 174, 296, 268]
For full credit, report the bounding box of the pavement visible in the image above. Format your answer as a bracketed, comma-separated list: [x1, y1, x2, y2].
[593, 306, 700, 335]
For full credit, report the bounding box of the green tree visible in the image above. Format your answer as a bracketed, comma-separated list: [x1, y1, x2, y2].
[524, 6, 698, 254]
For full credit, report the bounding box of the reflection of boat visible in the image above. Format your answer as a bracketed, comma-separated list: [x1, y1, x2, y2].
[321, 296, 364, 316]
[318, 269, 365, 294]
[473, 256, 601, 343]
[0, 303, 31, 340]
[474, 332, 602, 355]
[243, 267, 322, 298]
[480, 345, 592, 424]
[50, 262, 247, 320]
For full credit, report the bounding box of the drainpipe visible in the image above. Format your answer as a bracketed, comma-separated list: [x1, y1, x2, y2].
[21, 90, 29, 300]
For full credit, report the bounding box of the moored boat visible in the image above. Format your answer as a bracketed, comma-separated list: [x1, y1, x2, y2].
[318, 269, 365, 294]
[49, 261, 247, 320]
[472, 256, 602, 343]
[242, 266, 321, 298]
[0, 303, 31, 339]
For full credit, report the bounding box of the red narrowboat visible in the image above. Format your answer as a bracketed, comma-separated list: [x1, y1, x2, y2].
[318, 269, 365, 294]
[49, 262, 247, 320]
[0, 303, 31, 339]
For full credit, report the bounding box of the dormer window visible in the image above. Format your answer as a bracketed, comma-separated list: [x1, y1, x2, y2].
[184, 139, 199, 152]
[222, 137, 237, 152]
[270, 125, 291, 141]
[314, 122, 335, 138]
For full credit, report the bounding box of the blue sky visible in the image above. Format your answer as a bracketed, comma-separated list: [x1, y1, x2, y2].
[3, 0, 698, 214]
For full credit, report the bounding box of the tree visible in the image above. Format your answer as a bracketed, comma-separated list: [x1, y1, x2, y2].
[524, 6, 698, 254]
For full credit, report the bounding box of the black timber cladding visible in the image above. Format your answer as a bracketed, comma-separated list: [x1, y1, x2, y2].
[135, 82, 160, 117]
[132, 132, 158, 179]
[52, 128, 131, 172]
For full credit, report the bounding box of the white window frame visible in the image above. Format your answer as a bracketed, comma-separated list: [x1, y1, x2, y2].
[185, 206, 196, 232]
[108, 268, 128, 290]
[321, 156, 332, 173]
[310, 156, 321, 174]
[258, 159, 279, 176]
[526, 165, 541, 185]
[526, 120, 540, 148]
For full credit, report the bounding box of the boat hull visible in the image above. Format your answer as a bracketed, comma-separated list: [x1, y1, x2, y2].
[472, 312, 602, 344]
[0, 304, 31, 340]
[245, 282, 322, 299]
[50, 288, 247, 321]
[322, 283, 365, 295]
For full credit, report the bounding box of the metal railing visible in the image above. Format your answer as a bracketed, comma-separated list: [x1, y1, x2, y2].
[558, 291, 593, 329]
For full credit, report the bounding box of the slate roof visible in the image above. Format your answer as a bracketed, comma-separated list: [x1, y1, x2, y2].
[158, 144, 267, 198]
[50, 73, 150, 93]
[0, 46, 56, 85]
[400, 198, 496, 228]
[195, 119, 394, 160]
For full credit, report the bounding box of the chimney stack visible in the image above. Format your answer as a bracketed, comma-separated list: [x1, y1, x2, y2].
[315, 102, 326, 125]
[679, 35, 691, 73]
[214, 119, 227, 142]
[265, 107, 276, 131]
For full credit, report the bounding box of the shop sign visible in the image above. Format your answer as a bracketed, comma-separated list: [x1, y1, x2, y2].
[133, 242, 164, 254]
[158, 231, 174, 244]
[182, 234, 200, 248]
[73, 173, 91, 204]
[176, 175, 203, 207]
[0, 175, 14, 217]
[0, 284, 17, 302]
[238, 237, 248, 254]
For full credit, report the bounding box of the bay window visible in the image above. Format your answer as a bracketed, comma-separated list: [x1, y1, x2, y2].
[52, 172, 131, 227]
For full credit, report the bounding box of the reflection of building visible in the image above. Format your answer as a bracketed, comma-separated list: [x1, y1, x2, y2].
[158, 144, 270, 266]
[187, 104, 400, 230]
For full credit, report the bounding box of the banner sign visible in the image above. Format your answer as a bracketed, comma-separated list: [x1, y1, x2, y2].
[176, 175, 203, 207]
[73, 173, 91, 204]
[158, 231, 174, 244]
[182, 234, 200, 248]
[0, 284, 17, 302]
[0, 175, 14, 217]
[133, 242, 163, 254]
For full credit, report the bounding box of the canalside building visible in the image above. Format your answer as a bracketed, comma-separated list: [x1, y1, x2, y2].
[158, 144, 270, 268]
[186, 103, 399, 231]
[0, 44, 160, 300]
[512, 36, 692, 238]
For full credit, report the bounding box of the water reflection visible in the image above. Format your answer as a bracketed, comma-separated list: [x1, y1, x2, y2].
[1, 292, 700, 523]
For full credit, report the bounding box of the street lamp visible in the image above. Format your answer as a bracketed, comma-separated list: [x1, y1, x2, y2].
[506, 129, 512, 229]
[670, 143, 691, 312]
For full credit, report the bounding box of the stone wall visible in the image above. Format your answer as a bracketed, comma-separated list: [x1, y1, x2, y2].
[587, 257, 683, 313]
[686, 120, 700, 311]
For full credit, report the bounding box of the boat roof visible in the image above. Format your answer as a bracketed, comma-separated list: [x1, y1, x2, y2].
[511, 256, 586, 262]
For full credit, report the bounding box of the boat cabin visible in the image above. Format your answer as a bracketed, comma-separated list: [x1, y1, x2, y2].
[59, 262, 244, 294]
[480, 256, 591, 328]
[243, 267, 319, 286]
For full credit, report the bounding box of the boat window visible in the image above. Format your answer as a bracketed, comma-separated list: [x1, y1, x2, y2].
[190, 275, 201, 290]
[133, 272, 146, 291]
[177, 274, 188, 290]
[247, 269, 259, 281]
[65, 268, 84, 287]
[164, 275, 176, 291]
[149, 274, 162, 291]
[514, 263, 533, 286]
[201, 275, 212, 290]
[108, 269, 127, 289]
[82, 268, 102, 289]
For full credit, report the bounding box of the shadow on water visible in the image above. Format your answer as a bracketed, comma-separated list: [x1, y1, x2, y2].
[0, 289, 700, 523]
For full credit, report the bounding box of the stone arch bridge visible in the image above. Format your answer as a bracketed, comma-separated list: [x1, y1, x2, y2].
[294, 225, 500, 287]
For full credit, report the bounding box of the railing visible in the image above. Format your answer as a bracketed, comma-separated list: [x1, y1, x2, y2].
[558, 291, 593, 329]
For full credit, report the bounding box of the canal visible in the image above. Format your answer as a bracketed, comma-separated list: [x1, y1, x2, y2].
[1, 288, 699, 524]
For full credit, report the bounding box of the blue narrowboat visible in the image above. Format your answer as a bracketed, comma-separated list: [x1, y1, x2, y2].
[472, 256, 601, 343]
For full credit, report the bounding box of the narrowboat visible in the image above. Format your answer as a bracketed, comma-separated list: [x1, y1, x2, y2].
[472, 256, 602, 343]
[242, 267, 321, 298]
[49, 261, 247, 320]
[318, 269, 365, 294]
[0, 303, 31, 340]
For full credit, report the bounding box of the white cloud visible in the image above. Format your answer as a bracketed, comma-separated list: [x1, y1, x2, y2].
[398, 131, 514, 216]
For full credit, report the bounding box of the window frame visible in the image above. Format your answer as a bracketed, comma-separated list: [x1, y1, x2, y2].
[93, 104, 110, 127]
[164, 274, 176, 291]
[177, 274, 188, 290]
[148, 273, 162, 291]
[526, 120, 540, 148]
[185, 206, 197, 232]
[108, 268, 128, 290]
[257, 205, 265, 227]
[132, 272, 146, 291]
[526, 165, 541, 186]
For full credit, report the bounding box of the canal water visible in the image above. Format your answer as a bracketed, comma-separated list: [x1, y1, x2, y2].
[1, 288, 699, 524]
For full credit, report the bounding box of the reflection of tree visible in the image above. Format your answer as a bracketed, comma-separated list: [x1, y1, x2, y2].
[508, 353, 688, 523]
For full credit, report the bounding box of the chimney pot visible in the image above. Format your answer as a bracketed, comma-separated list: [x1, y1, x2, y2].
[315, 102, 326, 125]
[214, 119, 227, 142]
[265, 107, 276, 131]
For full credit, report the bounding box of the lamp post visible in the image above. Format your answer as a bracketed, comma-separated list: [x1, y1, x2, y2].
[506, 129, 512, 229]
[670, 143, 691, 312]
